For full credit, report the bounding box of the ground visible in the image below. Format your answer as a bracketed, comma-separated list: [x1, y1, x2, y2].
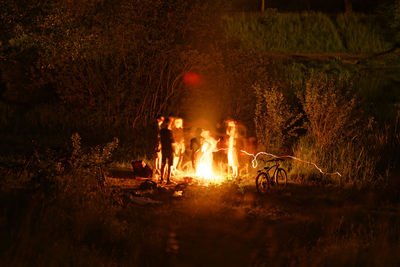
[2, 166, 399, 266]
[105, 169, 400, 266]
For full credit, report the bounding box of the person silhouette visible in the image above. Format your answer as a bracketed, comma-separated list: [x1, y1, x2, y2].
[153, 115, 164, 176]
[159, 118, 174, 184]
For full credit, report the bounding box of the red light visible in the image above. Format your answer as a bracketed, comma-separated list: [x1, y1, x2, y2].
[183, 72, 200, 86]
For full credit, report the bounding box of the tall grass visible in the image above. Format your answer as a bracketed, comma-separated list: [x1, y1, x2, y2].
[253, 69, 399, 186]
[290, 135, 384, 186]
[222, 10, 393, 53]
[288, 74, 399, 186]
[336, 14, 392, 53]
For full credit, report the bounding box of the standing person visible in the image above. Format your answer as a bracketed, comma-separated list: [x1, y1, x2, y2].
[153, 115, 164, 176]
[215, 122, 227, 174]
[226, 120, 239, 177]
[160, 118, 174, 184]
[190, 128, 201, 173]
[172, 118, 185, 171]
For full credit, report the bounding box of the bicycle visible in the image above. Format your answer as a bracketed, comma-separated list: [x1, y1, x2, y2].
[256, 158, 287, 193]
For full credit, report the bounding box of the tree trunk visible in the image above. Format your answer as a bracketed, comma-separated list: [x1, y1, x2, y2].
[261, 0, 265, 13]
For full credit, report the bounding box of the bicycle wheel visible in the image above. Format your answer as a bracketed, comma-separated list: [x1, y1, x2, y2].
[256, 172, 270, 193]
[275, 168, 287, 186]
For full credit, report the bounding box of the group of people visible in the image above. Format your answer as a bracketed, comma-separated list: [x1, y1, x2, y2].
[153, 116, 256, 183]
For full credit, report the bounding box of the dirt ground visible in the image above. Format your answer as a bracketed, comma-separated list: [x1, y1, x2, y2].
[106, 169, 400, 266]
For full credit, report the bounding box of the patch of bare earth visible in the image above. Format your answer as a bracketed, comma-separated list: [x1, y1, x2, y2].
[106, 165, 399, 266]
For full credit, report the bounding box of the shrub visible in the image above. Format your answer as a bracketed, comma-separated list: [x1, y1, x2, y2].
[290, 74, 399, 185]
[254, 83, 303, 153]
[298, 74, 357, 151]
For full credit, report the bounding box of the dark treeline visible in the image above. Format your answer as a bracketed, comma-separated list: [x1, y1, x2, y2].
[0, 0, 227, 154]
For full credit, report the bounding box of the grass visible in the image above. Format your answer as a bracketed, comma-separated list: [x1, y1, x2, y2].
[336, 13, 393, 53]
[222, 11, 393, 54]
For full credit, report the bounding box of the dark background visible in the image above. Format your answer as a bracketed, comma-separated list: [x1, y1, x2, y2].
[231, 0, 395, 13]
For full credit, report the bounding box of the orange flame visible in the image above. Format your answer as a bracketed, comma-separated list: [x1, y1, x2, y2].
[195, 130, 222, 183]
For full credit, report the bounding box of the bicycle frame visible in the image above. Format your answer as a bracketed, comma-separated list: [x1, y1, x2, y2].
[256, 158, 287, 193]
[263, 161, 281, 182]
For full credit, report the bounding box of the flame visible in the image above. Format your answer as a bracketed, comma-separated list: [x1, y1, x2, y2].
[195, 130, 222, 183]
[156, 116, 341, 186]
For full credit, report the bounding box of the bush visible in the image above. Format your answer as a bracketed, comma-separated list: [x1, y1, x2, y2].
[0, 134, 132, 266]
[298, 74, 358, 151]
[254, 83, 303, 153]
[290, 74, 399, 185]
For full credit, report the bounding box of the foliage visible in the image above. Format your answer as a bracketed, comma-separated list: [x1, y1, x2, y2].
[336, 13, 392, 53]
[298, 74, 358, 150]
[36, 0, 212, 129]
[393, 0, 400, 42]
[379, 0, 400, 43]
[288, 73, 399, 185]
[222, 10, 393, 53]
[0, 1, 398, 185]
[219, 49, 273, 132]
[69, 132, 118, 184]
[353, 70, 400, 123]
[291, 118, 399, 186]
[254, 83, 303, 153]
[0, 0, 220, 137]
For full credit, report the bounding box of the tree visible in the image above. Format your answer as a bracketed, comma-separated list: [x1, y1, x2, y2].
[1, 0, 219, 133]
